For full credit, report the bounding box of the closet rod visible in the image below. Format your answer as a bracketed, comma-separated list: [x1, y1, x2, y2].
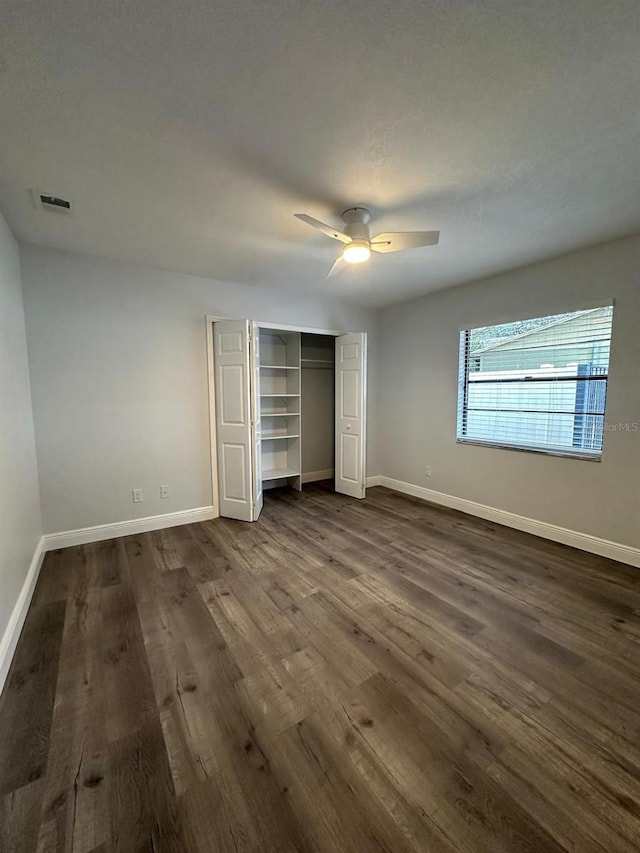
[301, 358, 334, 369]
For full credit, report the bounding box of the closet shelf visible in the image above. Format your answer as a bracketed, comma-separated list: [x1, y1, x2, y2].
[260, 393, 300, 397]
[261, 412, 299, 417]
[260, 364, 300, 370]
[262, 433, 300, 441]
[262, 467, 300, 481]
[301, 358, 333, 365]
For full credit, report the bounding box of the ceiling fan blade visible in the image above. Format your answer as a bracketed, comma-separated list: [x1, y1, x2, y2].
[294, 213, 350, 243]
[327, 256, 346, 278]
[370, 231, 440, 253]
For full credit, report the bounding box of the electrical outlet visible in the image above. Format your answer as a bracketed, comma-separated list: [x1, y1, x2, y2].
[160, 485, 170, 499]
[425, 465, 432, 477]
[132, 488, 143, 503]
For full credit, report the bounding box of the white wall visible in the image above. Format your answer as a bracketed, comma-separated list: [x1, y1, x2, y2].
[379, 234, 640, 549]
[21, 246, 378, 534]
[0, 214, 42, 643]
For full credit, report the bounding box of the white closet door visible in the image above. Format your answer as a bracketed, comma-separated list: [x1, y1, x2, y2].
[335, 332, 367, 499]
[214, 320, 254, 521]
[250, 322, 263, 519]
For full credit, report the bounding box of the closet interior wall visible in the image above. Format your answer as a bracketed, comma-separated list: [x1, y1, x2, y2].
[300, 333, 335, 484]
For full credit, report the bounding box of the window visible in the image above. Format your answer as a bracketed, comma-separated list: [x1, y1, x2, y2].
[457, 306, 613, 459]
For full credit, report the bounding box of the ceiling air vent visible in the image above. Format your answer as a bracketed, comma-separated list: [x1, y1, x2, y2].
[32, 190, 72, 213]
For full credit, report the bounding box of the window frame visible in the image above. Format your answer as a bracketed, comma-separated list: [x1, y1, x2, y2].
[456, 310, 613, 462]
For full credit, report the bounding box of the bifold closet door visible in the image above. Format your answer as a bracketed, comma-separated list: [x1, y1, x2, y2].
[335, 332, 367, 499]
[250, 321, 263, 518]
[213, 320, 262, 521]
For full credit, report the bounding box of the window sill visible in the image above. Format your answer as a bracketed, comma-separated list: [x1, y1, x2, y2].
[456, 437, 602, 462]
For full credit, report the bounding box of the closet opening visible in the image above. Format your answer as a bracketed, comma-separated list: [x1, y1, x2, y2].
[209, 319, 366, 522]
[259, 331, 336, 494]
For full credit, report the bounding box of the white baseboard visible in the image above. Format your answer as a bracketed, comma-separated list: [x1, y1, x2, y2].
[301, 469, 335, 484]
[44, 506, 216, 551]
[373, 476, 640, 568]
[0, 536, 46, 696]
[366, 475, 382, 488]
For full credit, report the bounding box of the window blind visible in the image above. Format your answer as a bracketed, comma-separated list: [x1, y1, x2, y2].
[456, 306, 613, 459]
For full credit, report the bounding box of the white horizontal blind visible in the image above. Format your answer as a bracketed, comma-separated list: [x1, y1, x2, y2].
[457, 306, 613, 458]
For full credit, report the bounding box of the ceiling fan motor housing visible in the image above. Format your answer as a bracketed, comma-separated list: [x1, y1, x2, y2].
[342, 207, 371, 243]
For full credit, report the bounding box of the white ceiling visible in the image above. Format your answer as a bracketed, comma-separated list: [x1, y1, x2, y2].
[1, 1, 639, 307]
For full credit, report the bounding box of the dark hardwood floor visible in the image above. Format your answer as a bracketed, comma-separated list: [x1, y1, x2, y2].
[1, 484, 640, 852]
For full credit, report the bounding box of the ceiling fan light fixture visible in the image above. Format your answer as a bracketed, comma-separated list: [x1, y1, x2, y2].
[293, 208, 439, 277]
[342, 241, 371, 264]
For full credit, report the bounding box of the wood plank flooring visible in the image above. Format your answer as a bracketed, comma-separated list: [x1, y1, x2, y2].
[2, 483, 640, 852]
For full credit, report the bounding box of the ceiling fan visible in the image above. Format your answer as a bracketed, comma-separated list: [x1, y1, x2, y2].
[294, 207, 440, 277]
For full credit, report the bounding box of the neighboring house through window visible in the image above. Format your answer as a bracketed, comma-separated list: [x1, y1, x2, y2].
[457, 306, 614, 458]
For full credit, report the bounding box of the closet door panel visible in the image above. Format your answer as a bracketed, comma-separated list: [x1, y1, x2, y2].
[220, 443, 249, 502]
[250, 321, 263, 519]
[335, 333, 367, 499]
[214, 320, 254, 521]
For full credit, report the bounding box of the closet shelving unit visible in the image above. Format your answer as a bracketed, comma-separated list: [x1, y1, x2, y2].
[259, 331, 302, 488]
